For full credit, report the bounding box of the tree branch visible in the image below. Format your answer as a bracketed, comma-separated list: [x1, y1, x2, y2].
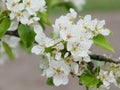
[5, 30, 19, 37]
[5, 31, 120, 64]
[90, 54, 120, 64]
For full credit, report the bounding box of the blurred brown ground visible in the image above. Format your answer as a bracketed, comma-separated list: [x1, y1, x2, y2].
[0, 12, 120, 90]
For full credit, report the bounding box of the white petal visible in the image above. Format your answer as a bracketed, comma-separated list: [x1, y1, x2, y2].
[108, 71, 116, 83]
[103, 81, 110, 89]
[53, 74, 69, 86]
[64, 52, 69, 58]
[84, 15, 91, 21]
[55, 52, 62, 60]
[98, 20, 105, 28]
[34, 24, 45, 35]
[56, 43, 64, 50]
[83, 56, 91, 62]
[31, 45, 44, 55]
[71, 63, 79, 75]
[78, 51, 88, 57]
[46, 68, 54, 77]
[39, 56, 49, 70]
[8, 20, 19, 31]
[67, 42, 72, 51]
[99, 29, 110, 36]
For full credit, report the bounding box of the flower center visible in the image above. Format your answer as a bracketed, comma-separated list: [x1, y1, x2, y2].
[11, 2, 17, 8]
[25, 0, 31, 7]
[66, 34, 72, 39]
[54, 67, 64, 74]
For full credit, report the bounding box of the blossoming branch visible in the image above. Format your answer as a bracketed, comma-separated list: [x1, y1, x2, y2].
[0, 0, 120, 90]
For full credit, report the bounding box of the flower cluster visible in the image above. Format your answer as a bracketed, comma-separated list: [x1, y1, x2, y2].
[97, 63, 120, 89]
[32, 9, 110, 86]
[3, 0, 46, 30]
[0, 0, 47, 65]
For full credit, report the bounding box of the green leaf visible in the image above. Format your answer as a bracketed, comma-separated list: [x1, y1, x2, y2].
[93, 34, 114, 52]
[79, 70, 99, 88]
[0, 18, 11, 38]
[18, 24, 35, 48]
[19, 40, 33, 53]
[39, 21, 45, 30]
[2, 41, 15, 60]
[0, 12, 6, 21]
[37, 12, 52, 26]
[46, 77, 54, 86]
[50, 31, 56, 38]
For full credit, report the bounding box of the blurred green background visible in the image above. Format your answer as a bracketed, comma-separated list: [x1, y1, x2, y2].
[47, 0, 120, 15]
[83, 0, 120, 12]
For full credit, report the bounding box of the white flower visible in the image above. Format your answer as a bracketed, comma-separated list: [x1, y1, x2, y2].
[53, 16, 72, 36]
[98, 70, 116, 89]
[98, 70, 110, 89]
[77, 15, 110, 37]
[10, 10, 30, 24]
[66, 8, 77, 21]
[32, 25, 54, 55]
[6, 0, 24, 12]
[23, 0, 46, 15]
[109, 63, 120, 87]
[32, 36, 54, 55]
[60, 25, 82, 42]
[53, 9, 77, 37]
[67, 40, 93, 58]
[94, 20, 110, 36]
[46, 60, 70, 86]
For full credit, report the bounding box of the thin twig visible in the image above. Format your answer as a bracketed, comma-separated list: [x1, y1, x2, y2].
[5, 30, 19, 37]
[90, 54, 120, 64]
